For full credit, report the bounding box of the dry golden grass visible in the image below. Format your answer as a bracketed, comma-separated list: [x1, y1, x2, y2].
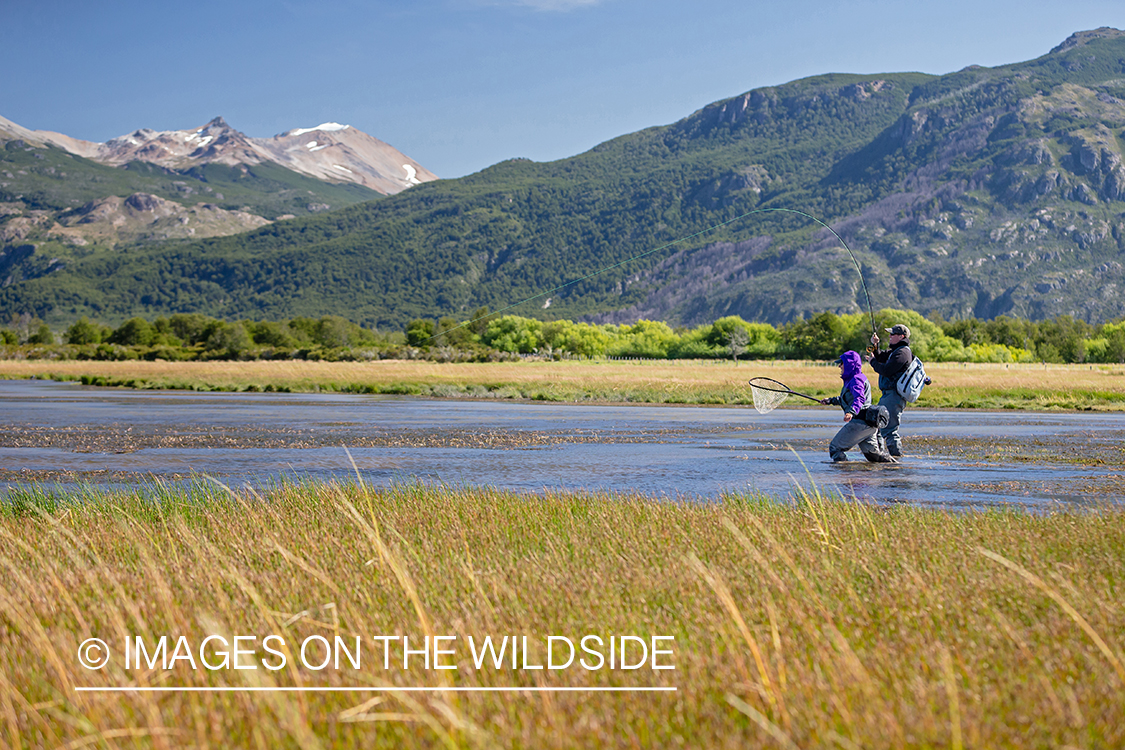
[1, 482, 1123, 748]
[2, 358, 1124, 409]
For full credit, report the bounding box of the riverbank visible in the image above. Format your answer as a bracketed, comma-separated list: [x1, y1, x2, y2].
[2, 482, 1122, 749]
[1, 359, 1124, 410]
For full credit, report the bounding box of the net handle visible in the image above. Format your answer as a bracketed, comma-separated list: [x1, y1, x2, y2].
[748, 378, 822, 403]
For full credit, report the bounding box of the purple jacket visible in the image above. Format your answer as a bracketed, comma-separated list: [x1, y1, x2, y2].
[828, 350, 872, 416]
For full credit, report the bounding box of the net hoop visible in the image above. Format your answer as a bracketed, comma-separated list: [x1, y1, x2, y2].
[749, 377, 791, 414]
[748, 377, 821, 414]
[747, 377, 792, 393]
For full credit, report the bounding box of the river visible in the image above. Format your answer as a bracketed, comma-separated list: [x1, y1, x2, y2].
[1, 380, 1122, 510]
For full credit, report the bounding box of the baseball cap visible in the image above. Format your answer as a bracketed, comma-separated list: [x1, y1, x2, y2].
[885, 324, 910, 338]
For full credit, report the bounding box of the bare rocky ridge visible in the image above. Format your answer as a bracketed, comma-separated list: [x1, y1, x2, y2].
[49, 193, 271, 248]
[257, 122, 438, 194]
[0, 115, 436, 195]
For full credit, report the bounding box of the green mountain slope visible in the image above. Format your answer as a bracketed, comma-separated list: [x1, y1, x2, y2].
[0, 140, 381, 287]
[0, 145, 379, 219]
[3, 29, 1125, 329]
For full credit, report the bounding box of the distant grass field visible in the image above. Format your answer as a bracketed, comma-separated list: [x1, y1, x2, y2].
[1, 482, 1122, 749]
[1, 359, 1124, 410]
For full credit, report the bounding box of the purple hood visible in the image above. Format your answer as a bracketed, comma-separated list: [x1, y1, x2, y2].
[837, 350, 869, 415]
[838, 350, 863, 380]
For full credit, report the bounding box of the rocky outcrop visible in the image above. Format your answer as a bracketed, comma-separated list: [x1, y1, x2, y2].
[1049, 27, 1125, 54]
[50, 193, 271, 247]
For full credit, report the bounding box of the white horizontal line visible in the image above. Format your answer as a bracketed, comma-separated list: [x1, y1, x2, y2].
[76, 686, 676, 693]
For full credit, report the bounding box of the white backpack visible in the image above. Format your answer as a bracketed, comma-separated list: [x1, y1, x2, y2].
[896, 356, 927, 402]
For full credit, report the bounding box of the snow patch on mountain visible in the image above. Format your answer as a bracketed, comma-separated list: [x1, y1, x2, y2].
[287, 123, 351, 137]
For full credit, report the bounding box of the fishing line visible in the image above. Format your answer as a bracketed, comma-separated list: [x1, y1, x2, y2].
[426, 206, 876, 342]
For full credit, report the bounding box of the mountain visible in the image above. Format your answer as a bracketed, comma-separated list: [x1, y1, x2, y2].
[2, 29, 1125, 329]
[255, 122, 437, 194]
[0, 115, 436, 263]
[0, 115, 437, 195]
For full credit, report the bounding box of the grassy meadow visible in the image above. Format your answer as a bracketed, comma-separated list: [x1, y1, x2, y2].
[1, 482, 1123, 748]
[1, 358, 1125, 410]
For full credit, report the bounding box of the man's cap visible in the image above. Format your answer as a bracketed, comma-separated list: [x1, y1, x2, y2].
[885, 324, 910, 338]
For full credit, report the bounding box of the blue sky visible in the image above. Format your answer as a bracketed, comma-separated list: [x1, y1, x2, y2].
[2, 1, 1121, 178]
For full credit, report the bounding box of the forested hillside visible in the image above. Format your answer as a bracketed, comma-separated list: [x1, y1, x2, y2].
[0, 141, 381, 286]
[2, 29, 1125, 330]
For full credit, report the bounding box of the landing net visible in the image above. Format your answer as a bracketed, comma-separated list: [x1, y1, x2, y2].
[749, 381, 790, 414]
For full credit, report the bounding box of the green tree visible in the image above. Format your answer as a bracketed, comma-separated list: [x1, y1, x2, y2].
[983, 315, 1034, 350]
[1104, 323, 1125, 364]
[668, 326, 718, 359]
[942, 318, 986, 346]
[151, 317, 183, 346]
[483, 316, 542, 353]
[248, 320, 298, 348]
[435, 317, 476, 347]
[169, 313, 217, 346]
[783, 312, 849, 360]
[65, 317, 105, 345]
[27, 324, 54, 345]
[705, 316, 781, 360]
[108, 317, 156, 347]
[204, 321, 252, 357]
[607, 320, 678, 358]
[469, 307, 493, 338]
[542, 320, 611, 357]
[1033, 316, 1092, 363]
[744, 323, 782, 358]
[405, 319, 436, 347]
[706, 317, 750, 348]
[314, 315, 353, 348]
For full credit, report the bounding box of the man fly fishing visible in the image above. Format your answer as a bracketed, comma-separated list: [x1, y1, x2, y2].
[820, 350, 895, 463]
[869, 324, 913, 457]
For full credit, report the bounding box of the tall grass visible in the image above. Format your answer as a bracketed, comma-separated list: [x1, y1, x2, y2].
[1, 482, 1122, 748]
[2, 359, 1125, 409]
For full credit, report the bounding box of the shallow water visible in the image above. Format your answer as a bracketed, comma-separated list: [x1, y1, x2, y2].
[1, 380, 1122, 510]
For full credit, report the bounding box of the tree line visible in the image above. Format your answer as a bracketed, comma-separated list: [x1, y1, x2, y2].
[3, 308, 1124, 365]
